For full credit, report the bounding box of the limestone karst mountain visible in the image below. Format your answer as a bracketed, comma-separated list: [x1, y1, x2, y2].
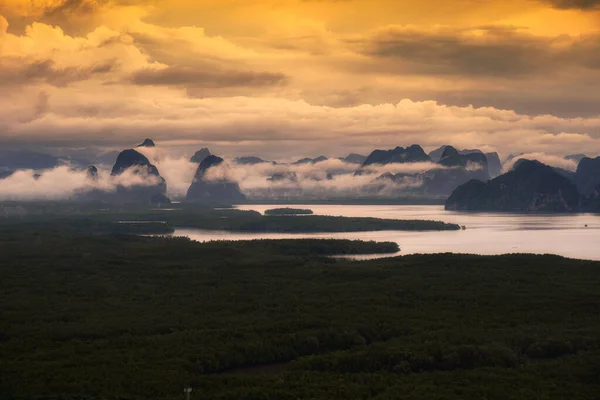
[108, 149, 170, 204]
[446, 159, 581, 212]
[234, 156, 274, 165]
[137, 139, 156, 148]
[186, 155, 246, 203]
[575, 156, 600, 197]
[363, 145, 430, 166]
[190, 148, 212, 164]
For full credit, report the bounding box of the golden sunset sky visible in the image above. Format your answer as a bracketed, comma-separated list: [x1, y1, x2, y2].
[1, 0, 600, 158]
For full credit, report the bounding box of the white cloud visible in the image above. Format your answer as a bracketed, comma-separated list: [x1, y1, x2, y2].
[503, 152, 579, 172]
[136, 146, 197, 199]
[1, 13, 600, 162]
[200, 159, 436, 199]
[0, 164, 162, 201]
[3, 91, 600, 160]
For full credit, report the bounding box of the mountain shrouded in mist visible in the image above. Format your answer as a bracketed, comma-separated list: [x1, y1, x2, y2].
[107, 149, 170, 204]
[137, 139, 156, 148]
[429, 146, 502, 178]
[234, 156, 274, 165]
[363, 145, 430, 166]
[446, 159, 581, 212]
[186, 155, 246, 203]
[190, 148, 212, 164]
[1, 136, 599, 206]
[575, 156, 600, 196]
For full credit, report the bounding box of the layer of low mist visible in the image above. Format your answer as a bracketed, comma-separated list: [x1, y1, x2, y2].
[0, 149, 585, 201]
[0, 166, 162, 201]
[503, 153, 578, 172]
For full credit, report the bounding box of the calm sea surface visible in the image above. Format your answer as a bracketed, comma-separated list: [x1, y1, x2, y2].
[173, 205, 600, 261]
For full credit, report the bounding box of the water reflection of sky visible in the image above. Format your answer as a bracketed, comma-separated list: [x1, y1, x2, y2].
[173, 205, 600, 261]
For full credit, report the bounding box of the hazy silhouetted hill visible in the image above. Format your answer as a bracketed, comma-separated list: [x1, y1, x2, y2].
[363, 145, 430, 166]
[446, 159, 580, 212]
[186, 155, 246, 203]
[575, 156, 600, 196]
[190, 148, 212, 164]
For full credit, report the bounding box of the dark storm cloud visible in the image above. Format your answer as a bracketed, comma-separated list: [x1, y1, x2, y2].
[544, 0, 600, 10]
[351, 26, 600, 78]
[42, 0, 108, 17]
[129, 66, 287, 88]
[0, 0, 152, 34]
[42, 0, 149, 17]
[0, 58, 117, 87]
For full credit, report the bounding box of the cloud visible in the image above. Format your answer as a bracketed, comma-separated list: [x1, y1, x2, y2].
[199, 158, 446, 200]
[130, 65, 286, 88]
[351, 25, 600, 78]
[0, 15, 285, 94]
[0, 0, 143, 19]
[0, 15, 7, 36]
[0, 167, 92, 200]
[2, 90, 600, 159]
[368, 161, 450, 173]
[135, 147, 197, 199]
[543, 0, 600, 10]
[0, 149, 584, 202]
[0, 164, 162, 201]
[42, 0, 109, 17]
[2, 0, 600, 159]
[0, 22, 151, 86]
[503, 152, 579, 172]
[0, 57, 116, 87]
[0, 152, 434, 201]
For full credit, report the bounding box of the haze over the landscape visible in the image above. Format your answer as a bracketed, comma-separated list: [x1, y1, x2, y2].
[6, 3, 600, 400]
[1, 0, 600, 159]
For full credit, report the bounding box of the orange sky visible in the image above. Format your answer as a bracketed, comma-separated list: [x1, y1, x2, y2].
[1, 0, 600, 157]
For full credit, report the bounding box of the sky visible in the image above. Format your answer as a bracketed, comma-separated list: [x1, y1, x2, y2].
[1, 0, 600, 160]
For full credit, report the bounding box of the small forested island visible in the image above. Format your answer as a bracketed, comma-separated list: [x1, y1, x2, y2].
[264, 207, 314, 215]
[226, 215, 459, 232]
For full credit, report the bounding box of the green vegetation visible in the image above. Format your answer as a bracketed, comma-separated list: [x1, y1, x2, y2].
[189, 215, 459, 232]
[245, 197, 446, 205]
[1, 219, 600, 399]
[0, 202, 460, 232]
[264, 207, 314, 216]
[0, 218, 174, 236]
[229, 239, 399, 255]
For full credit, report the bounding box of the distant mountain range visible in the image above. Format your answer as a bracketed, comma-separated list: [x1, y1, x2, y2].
[234, 156, 275, 165]
[1, 139, 598, 210]
[294, 156, 329, 165]
[446, 160, 581, 212]
[339, 154, 367, 165]
[358, 145, 491, 197]
[190, 148, 212, 164]
[429, 145, 502, 177]
[446, 157, 600, 212]
[363, 145, 430, 166]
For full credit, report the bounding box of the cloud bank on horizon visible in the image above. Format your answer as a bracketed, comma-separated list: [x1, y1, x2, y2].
[1, 0, 600, 159]
[0, 144, 581, 201]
